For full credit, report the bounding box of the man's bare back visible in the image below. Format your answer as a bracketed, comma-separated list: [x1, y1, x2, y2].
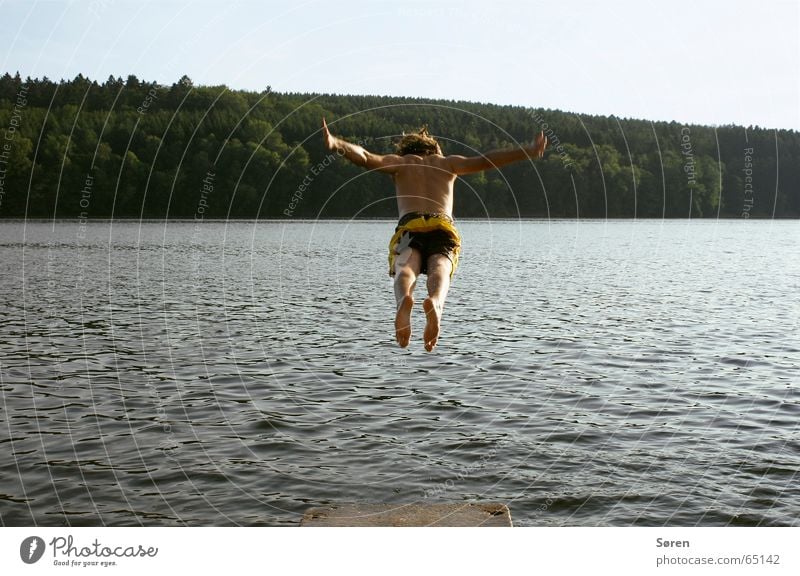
[321, 118, 547, 351]
[390, 154, 457, 217]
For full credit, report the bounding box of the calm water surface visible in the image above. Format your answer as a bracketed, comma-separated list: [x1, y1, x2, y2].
[1, 219, 798, 526]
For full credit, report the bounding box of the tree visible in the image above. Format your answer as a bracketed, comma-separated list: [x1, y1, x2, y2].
[0, 73, 795, 220]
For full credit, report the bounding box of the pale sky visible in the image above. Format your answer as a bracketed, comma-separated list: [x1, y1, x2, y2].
[2, 0, 799, 130]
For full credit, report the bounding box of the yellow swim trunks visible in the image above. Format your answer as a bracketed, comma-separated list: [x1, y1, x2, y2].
[388, 212, 461, 278]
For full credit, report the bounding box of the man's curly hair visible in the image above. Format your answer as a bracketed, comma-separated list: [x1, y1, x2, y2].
[395, 125, 442, 156]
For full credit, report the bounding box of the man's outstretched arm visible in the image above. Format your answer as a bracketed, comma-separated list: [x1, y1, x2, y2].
[322, 117, 400, 173]
[447, 131, 548, 175]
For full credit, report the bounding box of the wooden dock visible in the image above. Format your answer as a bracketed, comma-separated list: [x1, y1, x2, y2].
[300, 502, 512, 527]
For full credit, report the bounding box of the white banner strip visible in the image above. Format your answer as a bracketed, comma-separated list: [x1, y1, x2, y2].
[2, 527, 797, 575]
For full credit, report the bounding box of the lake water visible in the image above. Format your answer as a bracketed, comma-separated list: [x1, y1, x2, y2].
[1, 219, 798, 526]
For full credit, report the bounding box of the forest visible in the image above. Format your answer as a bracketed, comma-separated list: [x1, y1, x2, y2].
[0, 73, 798, 220]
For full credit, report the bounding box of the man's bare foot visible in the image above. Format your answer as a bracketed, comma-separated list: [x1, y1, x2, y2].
[423, 297, 441, 352]
[395, 295, 414, 347]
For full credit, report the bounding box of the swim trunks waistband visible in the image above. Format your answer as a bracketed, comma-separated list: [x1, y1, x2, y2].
[397, 211, 454, 228]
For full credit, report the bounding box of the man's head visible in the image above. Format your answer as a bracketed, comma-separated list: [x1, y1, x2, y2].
[395, 126, 442, 156]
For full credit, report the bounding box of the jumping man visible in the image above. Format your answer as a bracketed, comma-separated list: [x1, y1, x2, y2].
[322, 118, 547, 351]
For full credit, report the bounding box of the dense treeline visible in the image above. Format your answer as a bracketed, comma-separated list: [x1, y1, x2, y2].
[0, 73, 797, 220]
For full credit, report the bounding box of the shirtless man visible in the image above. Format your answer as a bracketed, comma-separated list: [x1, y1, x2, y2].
[322, 118, 547, 351]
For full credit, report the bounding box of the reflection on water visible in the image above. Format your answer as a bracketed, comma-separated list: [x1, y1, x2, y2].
[1, 219, 798, 526]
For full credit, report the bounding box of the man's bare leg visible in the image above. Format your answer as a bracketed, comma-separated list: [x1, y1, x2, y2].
[423, 254, 453, 352]
[394, 248, 422, 347]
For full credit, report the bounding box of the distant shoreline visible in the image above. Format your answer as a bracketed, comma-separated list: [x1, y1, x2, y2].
[2, 76, 797, 220]
[2, 217, 795, 223]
